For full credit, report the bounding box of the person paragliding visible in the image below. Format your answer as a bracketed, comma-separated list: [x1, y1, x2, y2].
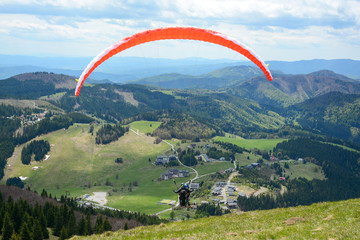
[174, 182, 192, 207]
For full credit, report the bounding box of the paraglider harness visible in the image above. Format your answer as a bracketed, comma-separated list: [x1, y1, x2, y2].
[174, 182, 192, 207]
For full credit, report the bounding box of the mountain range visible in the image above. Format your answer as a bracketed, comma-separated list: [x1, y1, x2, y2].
[1, 65, 360, 143]
[1, 55, 360, 82]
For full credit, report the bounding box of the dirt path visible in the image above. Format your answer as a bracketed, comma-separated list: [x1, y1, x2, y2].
[155, 140, 200, 216]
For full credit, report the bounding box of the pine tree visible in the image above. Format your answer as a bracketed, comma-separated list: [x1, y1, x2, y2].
[66, 211, 76, 238]
[85, 214, 92, 235]
[0, 206, 5, 235]
[95, 215, 103, 234]
[12, 203, 22, 232]
[9, 232, 19, 240]
[32, 218, 43, 240]
[39, 212, 49, 239]
[77, 216, 85, 236]
[19, 222, 32, 240]
[46, 208, 55, 228]
[59, 226, 67, 240]
[41, 189, 48, 198]
[2, 212, 14, 240]
[103, 218, 112, 232]
[53, 208, 63, 237]
[124, 223, 128, 230]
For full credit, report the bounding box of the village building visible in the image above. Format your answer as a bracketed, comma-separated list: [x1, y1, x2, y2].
[160, 169, 189, 180]
[212, 187, 222, 196]
[178, 170, 189, 177]
[215, 182, 227, 188]
[161, 173, 172, 180]
[245, 163, 261, 169]
[199, 153, 211, 162]
[155, 155, 169, 165]
[168, 169, 179, 175]
[190, 183, 200, 190]
[225, 167, 235, 173]
[226, 199, 238, 208]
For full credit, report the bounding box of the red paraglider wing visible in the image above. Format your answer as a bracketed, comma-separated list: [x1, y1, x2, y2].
[75, 27, 272, 96]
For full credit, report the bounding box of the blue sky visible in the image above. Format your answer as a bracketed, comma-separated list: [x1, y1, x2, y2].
[0, 0, 359, 60]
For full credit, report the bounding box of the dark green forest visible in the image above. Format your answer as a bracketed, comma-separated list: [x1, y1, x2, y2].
[0, 187, 164, 240]
[95, 124, 128, 145]
[21, 140, 50, 165]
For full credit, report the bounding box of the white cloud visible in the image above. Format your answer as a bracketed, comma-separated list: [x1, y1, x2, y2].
[0, 0, 359, 60]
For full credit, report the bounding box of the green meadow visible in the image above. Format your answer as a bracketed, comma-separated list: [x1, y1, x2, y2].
[213, 135, 286, 151]
[2, 124, 179, 214]
[73, 198, 360, 240]
[129, 120, 162, 134]
[2, 122, 233, 214]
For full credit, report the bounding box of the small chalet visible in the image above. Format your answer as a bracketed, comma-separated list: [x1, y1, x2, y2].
[225, 167, 235, 173]
[215, 182, 227, 188]
[161, 173, 172, 180]
[190, 183, 200, 190]
[179, 170, 189, 177]
[168, 169, 179, 175]
[228, 190, 235, 196]
[156, 155, 169, 165]
[200, 154, 211, 162]
[226, 199, 238, 208]
[212, 187, 222, 196]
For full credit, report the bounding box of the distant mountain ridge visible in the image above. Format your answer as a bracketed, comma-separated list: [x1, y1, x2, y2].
[129, 65, 263, 89]
[1, 55, 360, 81]
[13, 72, 76, 89]
[229, 70, 360, 107]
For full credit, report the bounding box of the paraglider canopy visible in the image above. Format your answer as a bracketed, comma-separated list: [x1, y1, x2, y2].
[75, 27, 272, 96]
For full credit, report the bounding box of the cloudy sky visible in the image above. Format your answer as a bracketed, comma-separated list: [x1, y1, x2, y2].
[0, 0, 359, 61]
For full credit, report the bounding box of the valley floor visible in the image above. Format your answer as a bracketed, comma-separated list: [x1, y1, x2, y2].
[71, 198, 360, 239]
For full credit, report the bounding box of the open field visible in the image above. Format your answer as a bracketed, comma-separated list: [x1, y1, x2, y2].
[73, 198, 360, 240]
[0, 99, 63, 112]
[281, 161, 326, 180]
[213, 135, 286, 151]
[2, 124, 179, 214]
[2, 123, 236, 215]
[129, 120, 162, 134]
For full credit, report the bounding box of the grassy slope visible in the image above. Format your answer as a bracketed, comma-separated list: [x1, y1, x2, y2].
[2, 121, 233, 214]
[129, 120, 162, 134]
[72, 198, 360, 240]
[213, 135, 286, 151]
[2, 123, 179, 214]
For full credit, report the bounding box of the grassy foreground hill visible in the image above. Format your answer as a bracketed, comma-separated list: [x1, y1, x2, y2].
[72, 198, 360, 239]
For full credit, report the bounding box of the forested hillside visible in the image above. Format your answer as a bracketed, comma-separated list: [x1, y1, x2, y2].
[228, 70, 360, 107]
[290, 92, 360, 142]
[130, 65, 262, 89]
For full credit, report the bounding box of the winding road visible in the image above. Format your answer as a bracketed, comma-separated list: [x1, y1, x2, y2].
[155, 140, 201, 215]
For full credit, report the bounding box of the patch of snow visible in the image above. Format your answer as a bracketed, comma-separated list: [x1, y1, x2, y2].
[44, 155, 50, 161]
[32, 166, 39, 170]
[19, 176, 28, 181]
